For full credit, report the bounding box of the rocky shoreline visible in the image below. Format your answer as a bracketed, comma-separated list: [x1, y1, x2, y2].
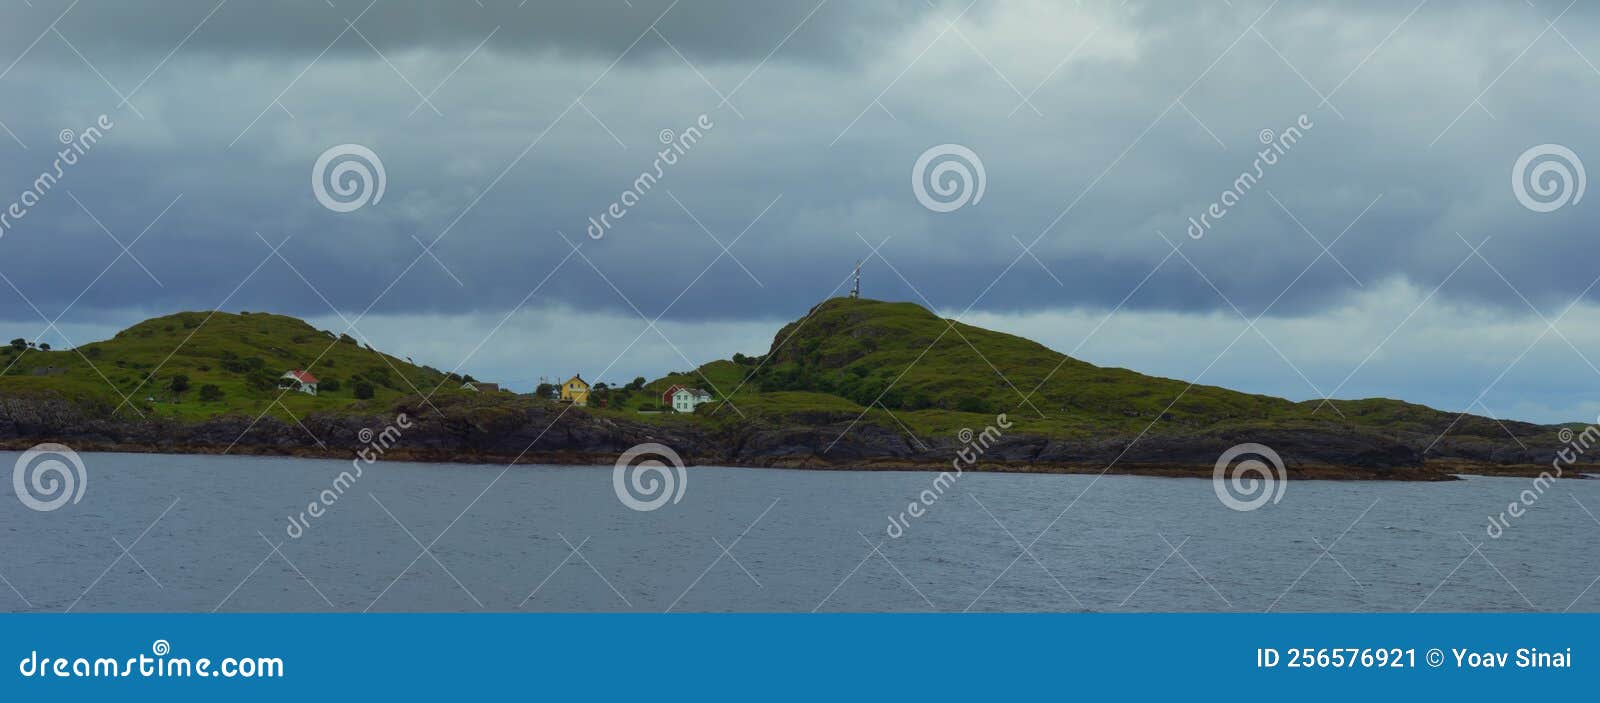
[0, 394, 1584, 481]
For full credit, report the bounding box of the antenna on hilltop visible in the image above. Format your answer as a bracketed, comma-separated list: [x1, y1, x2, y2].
[850, 259, 862, 299]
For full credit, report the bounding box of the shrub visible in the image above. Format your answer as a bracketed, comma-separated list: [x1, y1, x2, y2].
[199, 385, 223, 401]
[247, 372, 277, 391]
[353, 382, 375, 399]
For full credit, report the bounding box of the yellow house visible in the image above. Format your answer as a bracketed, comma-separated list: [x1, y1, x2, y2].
[560, 374, 591, 406]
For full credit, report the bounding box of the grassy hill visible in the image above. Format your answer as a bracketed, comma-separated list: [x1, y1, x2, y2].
[0, 299, 1550, 451]
[0, 311, 470, 421]
[705, 297, 1549, 442]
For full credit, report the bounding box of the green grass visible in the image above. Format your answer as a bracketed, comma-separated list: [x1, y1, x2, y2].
[0, 311, 469, 422]
[690, 297, 1550, 441]
[0, 299, 1550, 445]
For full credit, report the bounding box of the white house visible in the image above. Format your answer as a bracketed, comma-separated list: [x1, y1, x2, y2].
[671, 387, 713, 413]
[278, 370, 319, 396]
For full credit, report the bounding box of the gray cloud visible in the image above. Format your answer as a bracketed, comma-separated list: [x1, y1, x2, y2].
[3, 0, 935, 66]
[3, 0, 1600, 420]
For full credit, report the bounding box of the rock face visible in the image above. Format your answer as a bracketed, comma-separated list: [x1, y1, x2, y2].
[0, 393, 1568, 480]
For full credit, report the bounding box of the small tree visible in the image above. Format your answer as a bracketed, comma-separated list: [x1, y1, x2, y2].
[353, 381, 375, 399]
[627, 376, 646, 391]
[7, 338, 24, 351]
[169, 374, 190, 396]
[535, 383, 556, 399]
[38, 343, 51, 351]
[199, 384, 224, 402]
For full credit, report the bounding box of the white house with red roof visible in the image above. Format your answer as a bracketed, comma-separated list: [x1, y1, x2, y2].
[278, 369, 320, 396]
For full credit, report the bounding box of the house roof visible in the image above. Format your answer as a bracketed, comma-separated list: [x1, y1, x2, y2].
[675, 387, 711, 398]
[283, 370, 319, 384]
[565, 374, 588, 386]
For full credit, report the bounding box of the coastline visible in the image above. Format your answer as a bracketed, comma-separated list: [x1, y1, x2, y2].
[3, 438, 1586, 482]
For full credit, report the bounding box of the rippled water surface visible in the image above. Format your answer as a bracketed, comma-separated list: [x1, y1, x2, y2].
[1, 452, 1596, 612]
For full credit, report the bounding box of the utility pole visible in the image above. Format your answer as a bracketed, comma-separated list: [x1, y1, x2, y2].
[850, 259, 862, 299]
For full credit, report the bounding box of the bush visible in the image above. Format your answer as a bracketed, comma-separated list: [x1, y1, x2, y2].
[247, 372, 277, 391]
[169, 374, 190, 394]
[320, 378, 342, 392]
[199, 384, 223, 401]
[353, 382, 375, 399]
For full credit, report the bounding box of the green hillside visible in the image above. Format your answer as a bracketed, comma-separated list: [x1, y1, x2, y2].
[707, 297, 1547, 440]
[0, 298, 1549, 447]
[0, 311, 468, 421]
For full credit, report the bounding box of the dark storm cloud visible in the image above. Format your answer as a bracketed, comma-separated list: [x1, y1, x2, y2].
[3, 0, 1600, 327]
[2, 0, 935, 66]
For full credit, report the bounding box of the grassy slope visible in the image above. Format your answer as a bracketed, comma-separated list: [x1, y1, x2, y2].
[0, 300, 1544, 447]
[705, 297, 1546, 440]
[0, 311, 469, 421]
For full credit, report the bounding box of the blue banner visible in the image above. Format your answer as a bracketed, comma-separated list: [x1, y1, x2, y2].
[1, 614, 1591, 700]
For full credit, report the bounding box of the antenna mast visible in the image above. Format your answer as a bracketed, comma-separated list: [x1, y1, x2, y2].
[850, 259, 862, 299]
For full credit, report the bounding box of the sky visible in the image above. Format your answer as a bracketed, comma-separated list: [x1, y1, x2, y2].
[2, 0, 1599, 423]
